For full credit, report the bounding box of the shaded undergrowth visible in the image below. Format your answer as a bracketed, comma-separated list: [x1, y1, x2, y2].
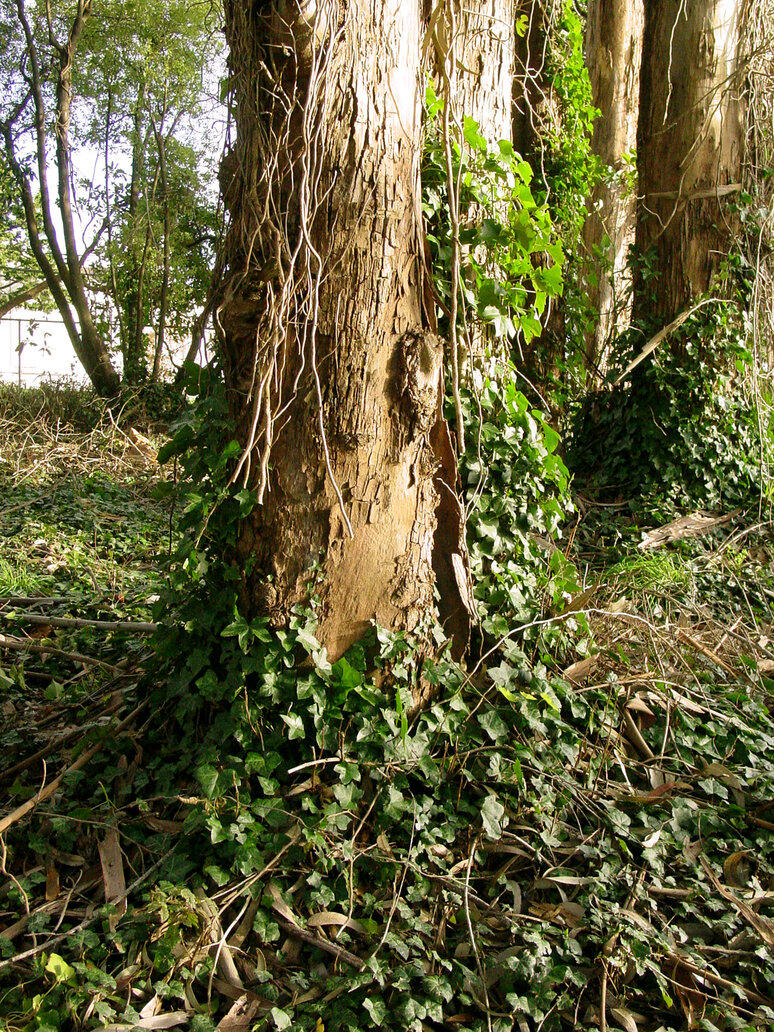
[0, 387, 773, 1032]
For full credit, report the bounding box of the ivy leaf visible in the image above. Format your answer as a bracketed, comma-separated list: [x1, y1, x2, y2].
[296, 627, 321, 654]
[45, 953, 76, 983]
[481, 794, 506, 839]
[363, 997, 388, 1024]
[196, 764, 220, 799]
[271, 1007, 292, 1030]
[479, 709, 508, 741]
[332, 657, 362, 689]
[281, 713, 305, 740]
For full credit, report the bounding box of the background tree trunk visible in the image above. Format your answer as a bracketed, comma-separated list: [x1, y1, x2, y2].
[123, 83, 150, 383]
[220, 0, 468, 660]
[456, 0, 515, 365]
[634, 0, 745, 324]
[583, 0, 643, 373]
[458, 0, 515, 144]
[512, 0, 551, 161]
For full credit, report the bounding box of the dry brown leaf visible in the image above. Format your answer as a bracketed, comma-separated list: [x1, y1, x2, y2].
[143, 817, 185, 835]
[723, 851, 753, 888]
[45, 862, 59, 901]
[139, 996, 161, 1019]
[702, 762, 743, 792]
[267, 882, 298, 925]
[639, 511, 736, 551]
[626, 695, 657, 729]
[562, 654, 598, 683]
[610, 1006, 639, 1032]
[666, 956, 707, 1030]
[217, 995, 262, 1031]
[307, 910, 366, 934]
[102, 1014, 189, 1032]
[98, 828, 127, 931]
[558, 584, 599, 616]
[669, 690, 706, 715]
[699, 855, 774, 946]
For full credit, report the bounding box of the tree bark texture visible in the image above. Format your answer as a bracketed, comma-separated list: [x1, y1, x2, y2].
[219, 0, 469, 661]
[457, 0, 515, 146]
[583, 0, 643, 371]
[634, 0, 745, 323]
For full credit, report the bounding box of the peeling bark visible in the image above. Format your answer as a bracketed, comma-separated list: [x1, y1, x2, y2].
[458, 0, 515, 146]
[220, 0, 469, 661]
[634, 0, 745, 323]
[583, 0, 643, 371]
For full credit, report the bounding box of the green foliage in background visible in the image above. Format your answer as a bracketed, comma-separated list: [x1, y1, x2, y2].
[423, 84, 564, 349]
[518, 0, 601, 403]
[568, 299, 770, 514]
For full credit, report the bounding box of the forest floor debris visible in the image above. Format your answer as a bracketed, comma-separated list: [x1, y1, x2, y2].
[0, 391, 773, 1032]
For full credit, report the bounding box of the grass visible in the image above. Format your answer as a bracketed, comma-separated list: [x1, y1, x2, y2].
[0, 380, 173, 616]
[603, 550, 693, 591]
[0, 382, 173, 784]
[0, 383, 773, 1032]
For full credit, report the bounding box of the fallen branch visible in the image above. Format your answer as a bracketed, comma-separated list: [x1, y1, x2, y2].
[0, 633, 121, 672]
[614, 299, 724, 386]
[678, 630, 746, 681]
[0, 612, 158, 633]
[276, 917, 366, 971]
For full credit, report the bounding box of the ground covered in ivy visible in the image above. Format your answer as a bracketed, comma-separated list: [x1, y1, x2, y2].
[1, 384, 773, 1032]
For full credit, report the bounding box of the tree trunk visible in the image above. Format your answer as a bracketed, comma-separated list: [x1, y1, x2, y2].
[219, 0, 469, 661]
[457, 0, 515, 144]
[512, 0, 550, 161]
[53, 5, 120, 396]
[583, 0, 643, 373]
[1, 0, 119, 396]
[123, 82, 149, 383]
[634, 0, 745, 324]
[151, 121, 171, 384]
[510, 0, 567, 393]
[456, 0, 515, 366]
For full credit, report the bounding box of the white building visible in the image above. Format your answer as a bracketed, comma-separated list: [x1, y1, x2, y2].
[0, 308, 87, 385]
[0, 307, 211, 386]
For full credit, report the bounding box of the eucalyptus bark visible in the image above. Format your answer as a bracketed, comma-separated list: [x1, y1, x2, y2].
[634, 0, 746, 324]
[219, 0, 469, 661]
[457, 0, 515, 145]
[583, 0, 643, 371]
